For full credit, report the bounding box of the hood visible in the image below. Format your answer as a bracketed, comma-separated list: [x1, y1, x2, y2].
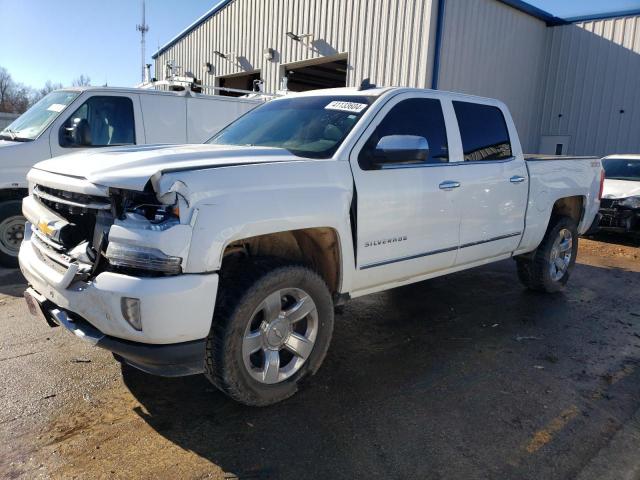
[602, 179, 640, 199]
[0, 139, 21, 148]
[32, 144, 302, 191]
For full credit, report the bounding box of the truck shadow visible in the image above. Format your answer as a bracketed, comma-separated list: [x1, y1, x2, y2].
[122, 257, 640, 479]
[585, 231, 640, 248]
[0, 267, 26, 297]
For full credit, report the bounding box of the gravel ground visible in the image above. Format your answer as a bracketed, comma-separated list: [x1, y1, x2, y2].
[1, 233, 639, 480]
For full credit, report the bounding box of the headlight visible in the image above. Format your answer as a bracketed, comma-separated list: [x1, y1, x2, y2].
[618, 196, 640, 209]
[105, 242, 182, 275]
[121, 212, 180, 231]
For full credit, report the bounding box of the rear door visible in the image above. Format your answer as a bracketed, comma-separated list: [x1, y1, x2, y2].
[349, 92, 462, 292]
[449, 100, 528, 266]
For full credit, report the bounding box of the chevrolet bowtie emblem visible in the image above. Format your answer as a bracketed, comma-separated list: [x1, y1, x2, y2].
[38, 220, 56, 237]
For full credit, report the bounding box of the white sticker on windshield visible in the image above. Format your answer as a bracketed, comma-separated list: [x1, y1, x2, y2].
[47, 103, 66, 112]
[325, 101, 367, 113]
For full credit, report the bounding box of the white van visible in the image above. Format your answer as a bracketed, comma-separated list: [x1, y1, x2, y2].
[0, 86, 262, 266]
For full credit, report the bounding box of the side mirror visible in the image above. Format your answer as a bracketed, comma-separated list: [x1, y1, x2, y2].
[373, 135, 429, 166]
[61, 118, 92, 147]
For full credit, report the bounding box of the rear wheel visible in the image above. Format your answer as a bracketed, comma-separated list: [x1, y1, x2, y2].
[0, 201, 25, 268]
[516, 216, 578, 293]
[205, 258, 334, 406]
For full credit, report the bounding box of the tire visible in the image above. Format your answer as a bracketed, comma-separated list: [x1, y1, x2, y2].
[0, 200, 26, 268]
[205, 258, 334, 406]
[516, 216, 578, 293]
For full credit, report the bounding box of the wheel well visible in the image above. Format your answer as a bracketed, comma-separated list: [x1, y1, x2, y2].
[551, 196, 584, 225]
[0, 188, 28, 204]
[221, 228, 342, 293]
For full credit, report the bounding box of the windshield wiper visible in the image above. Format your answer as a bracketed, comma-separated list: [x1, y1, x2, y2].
[0, 129, 32, 142]
[1, 129, 16, 140]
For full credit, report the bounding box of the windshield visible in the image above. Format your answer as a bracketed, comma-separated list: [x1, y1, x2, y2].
[603, 158, 640, 182]
[0, 90, 79, 142]
[207, 95, 375, 159]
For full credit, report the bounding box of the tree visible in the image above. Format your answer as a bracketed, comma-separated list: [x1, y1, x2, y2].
[72, 74, 91, 87]
[0, 67, 31, 113]
[0, 65, 87, 114]
[31, 80, 64, 104]
[0, 67, 12, 112]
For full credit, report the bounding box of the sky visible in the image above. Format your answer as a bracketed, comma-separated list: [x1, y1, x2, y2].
[1, 0, 639, 90]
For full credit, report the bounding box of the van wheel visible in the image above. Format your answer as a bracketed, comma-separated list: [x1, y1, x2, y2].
[516, 216, 578, 293]
[205, 258, 334, 406]
[0, 201, 25, 268]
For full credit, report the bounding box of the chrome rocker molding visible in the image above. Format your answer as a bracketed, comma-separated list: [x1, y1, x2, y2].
[359, 232, 522, 270]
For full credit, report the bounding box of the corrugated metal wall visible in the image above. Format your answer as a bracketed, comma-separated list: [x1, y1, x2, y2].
[436, 0, 549, 152]
[539, 15, 640, 156]
[155, 0, 440, 93]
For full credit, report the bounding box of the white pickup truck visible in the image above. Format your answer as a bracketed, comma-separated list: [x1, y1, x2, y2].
[0, 86, 260, 267]
[19, 87, 603, 406]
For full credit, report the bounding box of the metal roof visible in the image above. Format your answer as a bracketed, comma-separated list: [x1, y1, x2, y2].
[565, 8, 640, 23]
[151, 0, 640, 59]
[152, 0, 232, 59]
[497, 0, 566, 25]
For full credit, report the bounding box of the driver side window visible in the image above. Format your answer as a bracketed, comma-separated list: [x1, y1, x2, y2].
[358, 98, 449, 170]
[59, 96, 135, 148]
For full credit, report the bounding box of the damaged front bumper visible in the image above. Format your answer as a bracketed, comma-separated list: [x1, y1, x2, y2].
[597, 206, 640, 233]
[19, 233, 219, 376]
[24, 287, 208, 376]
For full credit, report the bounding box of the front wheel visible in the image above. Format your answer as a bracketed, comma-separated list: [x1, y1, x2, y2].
[516, 216, 578, 293]
[205, 259, 334, 406]
[0, 201, 26, 268]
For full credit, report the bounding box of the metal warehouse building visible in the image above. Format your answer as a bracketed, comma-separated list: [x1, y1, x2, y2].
[153, 0, 640, 156]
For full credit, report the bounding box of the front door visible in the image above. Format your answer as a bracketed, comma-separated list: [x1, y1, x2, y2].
[349, 93, 462, 292]
[50, 94, 139, 157]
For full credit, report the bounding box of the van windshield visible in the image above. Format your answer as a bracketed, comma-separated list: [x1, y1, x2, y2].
[207, 95, 375, 159]
[0, 90, 79, 142]
[603, 158, 640, 181]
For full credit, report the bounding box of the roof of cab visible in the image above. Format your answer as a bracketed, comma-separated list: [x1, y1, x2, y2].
[603, 154, 640, 160]
[282, 86, 508, 106]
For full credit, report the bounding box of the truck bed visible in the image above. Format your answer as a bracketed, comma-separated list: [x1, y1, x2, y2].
[524, 154, 598, 162]
[517, 155, 602, 254]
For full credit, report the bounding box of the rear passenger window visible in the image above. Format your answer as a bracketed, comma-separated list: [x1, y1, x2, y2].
[359, 98, 449, 169]
[453, 101, 512, 161]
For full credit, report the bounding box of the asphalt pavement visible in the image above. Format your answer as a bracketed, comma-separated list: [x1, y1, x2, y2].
[1, 235, 639, 479]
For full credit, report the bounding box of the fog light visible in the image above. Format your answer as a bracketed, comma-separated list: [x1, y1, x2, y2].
[121, 297, 142, 331]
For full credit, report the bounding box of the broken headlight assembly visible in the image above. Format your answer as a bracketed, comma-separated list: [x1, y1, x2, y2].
[618, 196, 640, 209]
[105, 242, 182, 275]
[103, 188, 184, 275]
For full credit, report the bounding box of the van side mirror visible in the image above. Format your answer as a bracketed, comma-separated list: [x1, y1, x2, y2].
[60, 118, 92, 147]
[373, 135, 429, 166]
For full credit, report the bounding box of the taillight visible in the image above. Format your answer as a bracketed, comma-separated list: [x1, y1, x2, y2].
[598, 169, 605, 201]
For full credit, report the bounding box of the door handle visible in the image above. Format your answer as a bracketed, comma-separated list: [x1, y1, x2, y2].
[510, 175, 526, 184]
[439, 181, 461, 190]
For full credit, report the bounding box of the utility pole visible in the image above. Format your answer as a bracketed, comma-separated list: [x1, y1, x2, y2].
[136, 0, 149, 83]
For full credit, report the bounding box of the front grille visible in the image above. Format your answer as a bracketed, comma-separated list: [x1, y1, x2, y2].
[600, 198, 617, 209]
[33, 185, 111, 217]
[600, 213, 628, 229]
[31, 230, 73, 275]
[31, 186, 112, 254]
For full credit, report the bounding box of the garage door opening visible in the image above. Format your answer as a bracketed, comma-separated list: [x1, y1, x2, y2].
[217, 72, 261, 97]
[284, 59, 347, 92]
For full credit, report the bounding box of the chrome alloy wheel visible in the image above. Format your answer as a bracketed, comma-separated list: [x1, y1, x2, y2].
[242, 288, 318, 385]
[0, 215, 25, 257]
[549, 228, 573, 282]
